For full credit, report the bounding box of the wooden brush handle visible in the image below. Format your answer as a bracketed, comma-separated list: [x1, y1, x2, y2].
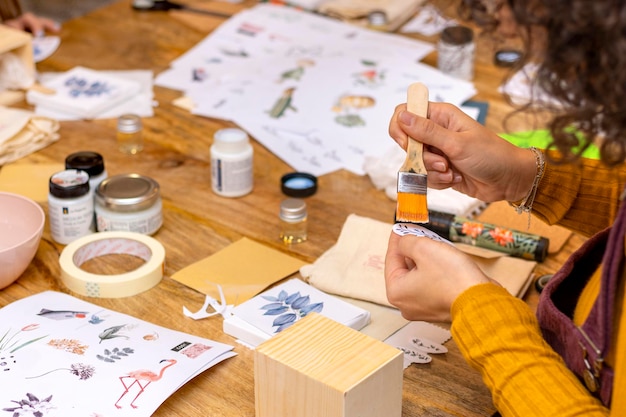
[400, 82, 429, 173]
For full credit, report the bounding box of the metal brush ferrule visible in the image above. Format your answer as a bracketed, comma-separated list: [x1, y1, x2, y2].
[397, 173, 427, 194]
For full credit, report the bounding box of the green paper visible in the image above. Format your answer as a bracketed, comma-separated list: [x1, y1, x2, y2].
[500, 129, 600, 160]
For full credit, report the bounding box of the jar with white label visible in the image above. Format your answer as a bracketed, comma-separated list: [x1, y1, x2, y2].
[95, 173, 162, 235]
[48, 169, 94, 245]
[211, 128, 253, 197]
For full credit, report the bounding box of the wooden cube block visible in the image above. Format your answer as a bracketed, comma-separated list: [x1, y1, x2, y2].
[255, 312, 403, 417]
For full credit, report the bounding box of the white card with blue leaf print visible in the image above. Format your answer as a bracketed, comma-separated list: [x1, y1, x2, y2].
[225, 279, 371, 346]
[26, 66, 142, 119]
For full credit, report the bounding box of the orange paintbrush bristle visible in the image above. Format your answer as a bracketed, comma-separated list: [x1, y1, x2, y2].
[396, 190, 429, 224]
[395, 82, 430, 224]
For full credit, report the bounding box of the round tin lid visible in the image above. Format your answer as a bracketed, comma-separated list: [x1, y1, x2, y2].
[440, 25, 473, 45]
[279, 198, 307, 221]
[96, 173, 160, 212]
[494, 49, 523, 67]
[117, 114, 142, 134]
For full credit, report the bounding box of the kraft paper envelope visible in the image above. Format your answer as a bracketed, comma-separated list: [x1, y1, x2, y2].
[172, 237, 307, 306]
[0, 162, 63, 202]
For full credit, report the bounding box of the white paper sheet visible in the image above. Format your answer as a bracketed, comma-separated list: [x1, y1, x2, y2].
[156, 3, 477, 176]
[0, 291, 235, 417]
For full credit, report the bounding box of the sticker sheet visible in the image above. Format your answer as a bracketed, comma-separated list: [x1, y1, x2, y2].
[0, 291, 235, 417]
[156, 3, 477, 176]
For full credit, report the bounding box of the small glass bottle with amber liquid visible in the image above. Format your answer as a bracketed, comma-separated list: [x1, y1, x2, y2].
[279, 198, 307, 244]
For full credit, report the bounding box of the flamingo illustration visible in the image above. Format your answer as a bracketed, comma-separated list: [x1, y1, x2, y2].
[114, 359, 177, 409]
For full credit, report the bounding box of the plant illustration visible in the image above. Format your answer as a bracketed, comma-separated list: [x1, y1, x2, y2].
[89, 314, 105, 325]
[3, 393, 54, 416]
[352, 60, 386, 87]
[260, 290, 323, 333]
[98, 324, 129, 344]
[488, 227, 515, 246]
[26, 363, 95, 381]
[397, 346, 431, 364]
[331, 95, 375, 127]
[47, 339, 88, 355]
[0, 324, 47, 354]
[97, 347, 135, 363]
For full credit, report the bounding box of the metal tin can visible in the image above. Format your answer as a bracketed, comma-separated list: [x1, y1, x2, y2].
[95, 173, 162, 235]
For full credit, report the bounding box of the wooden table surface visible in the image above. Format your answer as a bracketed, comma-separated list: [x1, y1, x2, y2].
[0, 1, 586, 416]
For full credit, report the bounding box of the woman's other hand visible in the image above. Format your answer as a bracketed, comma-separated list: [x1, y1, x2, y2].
[385, 231, 495, 322]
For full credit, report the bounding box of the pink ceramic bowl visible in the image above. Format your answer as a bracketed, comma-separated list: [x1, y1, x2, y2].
[0, 192, 45, 289]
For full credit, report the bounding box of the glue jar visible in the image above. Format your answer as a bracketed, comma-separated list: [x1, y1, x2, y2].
[437, 25, 475, 81]
[210, 128, 253, 197]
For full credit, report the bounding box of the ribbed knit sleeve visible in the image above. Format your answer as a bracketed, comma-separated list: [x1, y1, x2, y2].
[451, 284, 608, 417]
[532, 152, 626, 237]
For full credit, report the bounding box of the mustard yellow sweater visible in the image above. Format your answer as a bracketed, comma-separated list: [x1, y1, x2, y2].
[452, 154, 626, 416]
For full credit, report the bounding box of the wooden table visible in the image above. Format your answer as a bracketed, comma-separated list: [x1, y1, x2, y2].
[0, 1, 586, 415]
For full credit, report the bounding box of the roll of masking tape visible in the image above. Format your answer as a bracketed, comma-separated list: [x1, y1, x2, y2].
[59, 231, 165, 298]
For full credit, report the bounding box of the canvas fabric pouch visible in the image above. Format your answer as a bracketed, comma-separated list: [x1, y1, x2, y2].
[316, 0, 425, 30]
[301, 213, 537, 307]
[0, 106, 59, 166]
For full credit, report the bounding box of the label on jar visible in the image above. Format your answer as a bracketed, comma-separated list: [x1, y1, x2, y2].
[95, 198, 163, 235]
[48, 199, 94, 245]
[48, 170, 94, 245]
[211, 156, 253, 197]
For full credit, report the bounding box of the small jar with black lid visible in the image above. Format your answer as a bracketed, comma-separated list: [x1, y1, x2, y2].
[95, 173, 162, 235]
[65, 151, 108, 197]
[48, 169, 94, 244]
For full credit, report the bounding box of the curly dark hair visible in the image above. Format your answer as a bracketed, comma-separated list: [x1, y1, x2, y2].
[460, 0, 626, 165]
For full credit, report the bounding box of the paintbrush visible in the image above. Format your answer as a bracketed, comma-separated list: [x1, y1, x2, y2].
[395, 82, 430, 224]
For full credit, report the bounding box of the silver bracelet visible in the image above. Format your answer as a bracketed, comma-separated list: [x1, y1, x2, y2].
[510, 147, 545, 226]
